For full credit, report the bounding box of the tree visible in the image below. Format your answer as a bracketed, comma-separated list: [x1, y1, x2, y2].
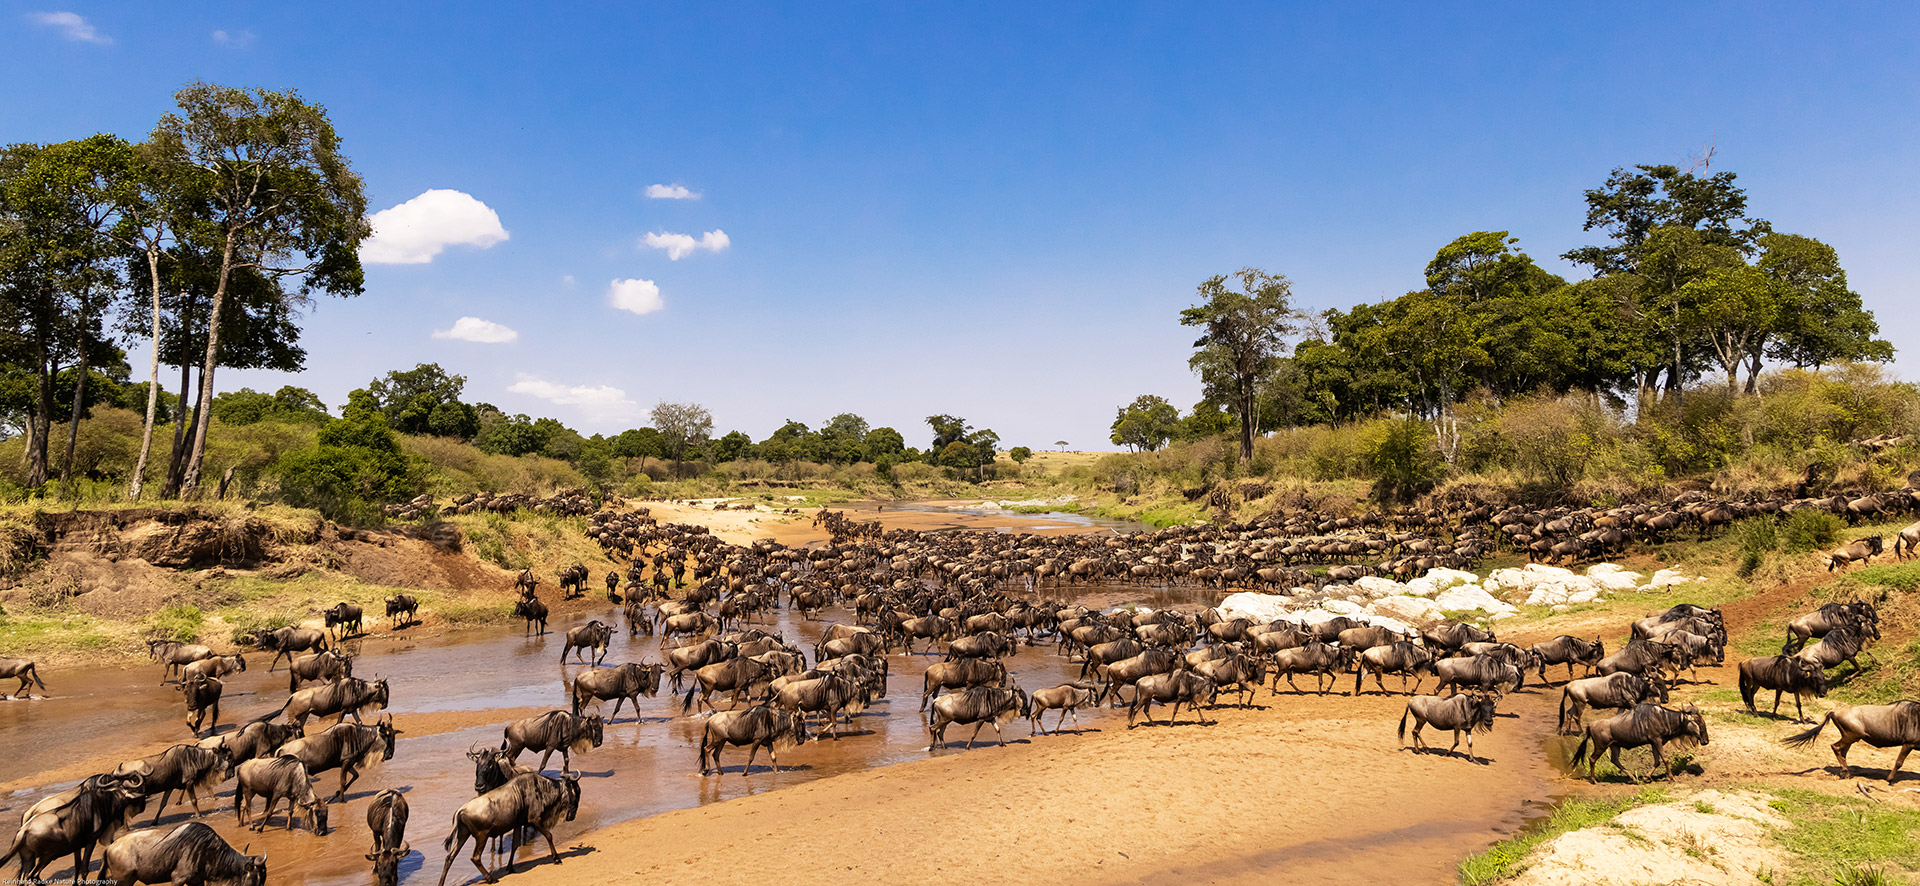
[1757, 233, 1890, 376]
[1008, 446, 1032, 463]
[153, 82, 371, 496]
[1681, 265, 1779, 393]
[925, 414, 968, 451]
[612, 427, 667, 467]
[1110, 394, 1180, 452]
[115, 137, 192, 501]
[1563, 164, 1770, 276]
[651, 401, 712, 463]
[366, 363, 470, 436]
[819, 412, 870, 464]
[863, 427, 906, 462]
[275, 409, 416, 522]
[707, 430, 752, 463]
[1180, 267, 1298, 460]
[210, 385, 327, 425]
[1054, 440, 1068, 450]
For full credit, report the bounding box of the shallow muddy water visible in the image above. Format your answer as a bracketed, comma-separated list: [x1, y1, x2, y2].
[0, 582, 1205, 886]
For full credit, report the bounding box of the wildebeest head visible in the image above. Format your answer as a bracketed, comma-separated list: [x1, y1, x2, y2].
[559, 771, 583, 821]
[375, 715, 400, 760]
[305, 797, 330, 835]
[584, 715, 606, 749]
[1793, 657, 1831, 698]
[241, 854, 268, 886]
[367, 843, 410, 886]
[1683, 704, 1709, 746]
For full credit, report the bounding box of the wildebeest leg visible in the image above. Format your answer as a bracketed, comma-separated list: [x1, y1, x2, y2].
[539, 749, 556, 771]
[336, 765, 361, 802]
[533, 823, 562, 867]
[1831, 733, 1857, 777]
[991, 719, 1006, 746]
[1608, 743, 1639, 783]
[1889, 746, 1913, 783]
[150, 789, 175, 825]
[967, 722, 986, 749]
[742, 743, 760, 776]
[1649, 739, 1668, 780]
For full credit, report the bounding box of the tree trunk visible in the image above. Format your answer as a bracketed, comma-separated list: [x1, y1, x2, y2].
[1744, 351, 1763, 395]
[59, 347, 90, 488]
[1237, 379, 1255, 463]
[26, 359, 53, 489]
[163, 361, 193, 498]
[180, 240, 236, 497]
[129, 246, 166, 501]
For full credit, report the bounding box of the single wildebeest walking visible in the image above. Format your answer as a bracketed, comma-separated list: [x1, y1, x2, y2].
[773, 673, 870, 739]
[233, 756, 329, 834]
[1596, 639, 1681, 682]
[513, 597, 549, 636]
[1355, 641, 1436, 696]
[385, 594, 419, 629]
[1399, 692, 1499, 761]
[1783, 600, 1879, 653]
[945, 631, 1014, 661]
[502, 711, 605, 773]
[0, 657, 48, 697]
[1528, 636, 1606, 683]
[1826, 535, 1884, 571]
[280, 716, 400, 802]
[366, 788, 410, 886]
[1738, 655, 1829, 722]
[437, 771, 582, 886]
[287, 649, 354, 693]
[1783, 700, 1920, 783]
[1269, 643, 1351, 695]
[100, 821, 266, 886]
[1029, 682, 1103, 735]
[249, 627, 330, 671]
[680, 657, 772, 714]
[197, 721, 301, 767]
[1433, 655, 1525, 698]
[275, 677, 391, 729]
[324, 603, 364, 640]
[1557, 672, 1665, 734]
[1, 772, 147, 881]
[1193, 653, 1265, 707]
[1795, 625, 1875, 676]
[1422, 622, 1496, 654]
[1571, 704, 1710, 783]
[570, 662, 665, 723]
[180, 654, 246, 684]
[698, 705, 809, 775]
[664, 638, 735, 692]
[1128, 671, 1217, 727]
[178, 673, 223, 736]
[559, 620, 612, 665]
[147, 640, 215, 684]
[920, 658, 1009, 710]
[113, 743, 232, 826]
[929, 686, 1031, 748]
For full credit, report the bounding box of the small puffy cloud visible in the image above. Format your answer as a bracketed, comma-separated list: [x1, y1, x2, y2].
[361, 189, 509, 265]
[28, 11, 112, 44]
[561, 274, 576, 286]
[641, 229, 729, 260]
[645, 184, 698, 200]
[432, 316, 518, 344]
[211, 29, 256, 48]
[507, 375, 638, 421]
[608, 278, 663, 315]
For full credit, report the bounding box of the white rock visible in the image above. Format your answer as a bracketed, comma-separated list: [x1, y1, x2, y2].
[1321, 599, 1365, 617]
[1567, 589, 1601, 604]
[1406, 567, 1480, 596]
[1217, 592, 1295, 624]
[1355, 575, 1406, 598]
[1361, 614, 1416, 635]
[1432, 585, 1520, 616]
[1644, 568, 1702, 589]
[1369, 595, 1441, 623]
[1584, 563, 1643, 590]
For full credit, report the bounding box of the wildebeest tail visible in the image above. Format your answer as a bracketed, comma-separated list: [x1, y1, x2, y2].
[28, 664, 45, 691]
[1782, 713, 1834, 749]
[250, 696, 293, 725]
[1738, 665, 1757, 709]
[680, 684, 699, 714]
[1397, 705, 1411, 742]
[1570, 734, 1593, 768]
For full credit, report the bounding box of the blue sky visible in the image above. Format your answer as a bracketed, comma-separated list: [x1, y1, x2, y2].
[5, 3, 1917, 451]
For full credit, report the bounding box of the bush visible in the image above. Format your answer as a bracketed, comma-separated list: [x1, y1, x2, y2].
[1734, 517, 1779, 577]
[1368, 418, 1443, 504]
[149, 604, 204, 643]
[226, 609, 302, 644]
[1785, 510, 1844, 553]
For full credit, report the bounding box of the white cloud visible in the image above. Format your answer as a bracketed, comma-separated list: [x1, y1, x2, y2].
[507, 375, 638, 421]
[432, 316, 518, 344]
[28, 11, 111, 44]
[645, 184, 698, 200]
[608, 278, 664, 315]
[561, 274, 576, 287]
[211, 29, 256, 48]
[360, 189, 509, 265]
[641, 229, 729, 260]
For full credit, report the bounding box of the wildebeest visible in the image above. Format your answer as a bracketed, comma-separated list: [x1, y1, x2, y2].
[3, 772, 147, 881]
[1338, 624, 1408, 652]
[698, 705, 809, 775]
[385, 594, 419, 629]
[1433, 655, 1524, 697]
[366, 789, 410, 886]
[502, 711, 605, 773]
[1269, 642, 1351, 695]
[1783, 600, 1879, 653]
[277, 677, 391, 729]
[622, 598, 652, 636]
[929, 685, 1031, 748]
[570, 662, 664, 722]
[773, 673, 870, 739]
[1529, 635, 1606, 682]
[1080, 637, 1145, 680]
[100, 821, 265, 886]
[279, 716, 399, 802]
[1570, 704, 1710, 782]
[197, 721, 301, 768]
[897, 615, 956, 654]
[680, 657, 772, 714]
[514, 568, 539, 598]
[660, 610, 718, 645]
[113, 743, 232, 826]
[1826, 535, 1884, 571]
[513, 598, 549, 636]
[559, 620, 612, 665]
[1099, 648, 1182, 705]
[1557, 672, 1666, 734]
[1795, 625, 1874, 676]
[248, 627, 330, 671]
[1398, 692, 1499, 761]
[1784, 700, 1920, 783]
[664, 638, 735, 692]
[1354, 641, 1436, 696]
[920, 658, 1008, 710]
[178, 674, 223, 736]
[1193, 653, 1264, 706]
[146, 640, 215, 684]
[233, 756, 328, 834]
[557, 563, 590, 599]
[1128, 671, 1216, 727]
[1029, 682, 1103, 735]
[945, 631, 1013, 661]
[180, 654, 246, 684]
[0, 657, 48, 697]
[1596, 639, 1681, 682]
[1895, 521, 1920, 560]
[287, 649, 354, 693]
[437, 771, 582, 886]
[1737, 655, 1829, 722]
[324, 603, 364, 640]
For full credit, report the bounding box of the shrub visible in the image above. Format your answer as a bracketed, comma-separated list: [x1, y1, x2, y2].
[1368, 418, 1443, 504]
[1785, 510, 1844, 553]
[149, 604, 204, 643]
[1735, 517, 1780, 577]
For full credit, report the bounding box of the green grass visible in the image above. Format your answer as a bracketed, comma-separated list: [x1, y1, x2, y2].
[1768, 788, 1920, 885]
[1848, 563, 1920, 593]
[435, 598, 513, 625]
[0, 612, 113, 655]
[1457, 787, 1669, 885]
[148, 604, 204, 643]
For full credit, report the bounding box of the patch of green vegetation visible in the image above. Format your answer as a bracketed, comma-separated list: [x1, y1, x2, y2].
[0, 613, 112, 654]
[436, 599, 512, 625]
[1825, 638, 1920, 704]
[1784, 511, 1844, 554]
[1849, 563, 1920, 593]
[1457, 787, 1669, 885]
[222, 609, 305, 644]
[1768, 788, 1920, 885]
[148, 604, 204, 643]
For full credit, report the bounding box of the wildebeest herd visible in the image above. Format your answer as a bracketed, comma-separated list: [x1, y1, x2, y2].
[4, 490, 1918, 885]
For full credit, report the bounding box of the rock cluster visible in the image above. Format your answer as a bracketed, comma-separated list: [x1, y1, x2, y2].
[1217, 561, 1705, 629]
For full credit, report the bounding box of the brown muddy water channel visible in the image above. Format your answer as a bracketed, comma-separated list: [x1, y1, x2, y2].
[0, 583, 1207, 886]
